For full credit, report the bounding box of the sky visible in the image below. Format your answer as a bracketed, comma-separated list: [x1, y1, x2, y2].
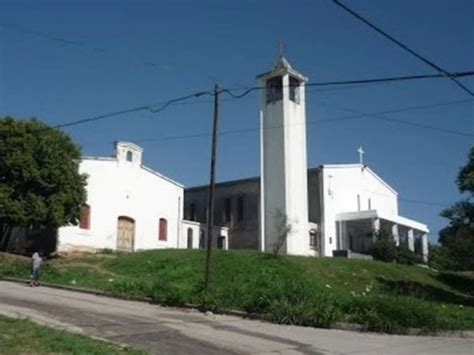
[0, 0, 473, 243]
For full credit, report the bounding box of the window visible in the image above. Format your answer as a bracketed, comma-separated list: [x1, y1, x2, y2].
[368, 198, 372, 210]
[266, 76, 282, 103]
[79, 204, 90, 229]
[357, 194, 361, 211]
[126, 150, 133, 162]
[159, 218, 167, 241]
[289, 76, 300, 103]
[190, 203, 196, 221]
[187, 228, 193, 249]
[224, 198, 231, 223]
[309, 229, 316, 248]
[309, 229, 320, 251]
[237, 195, 244, 221]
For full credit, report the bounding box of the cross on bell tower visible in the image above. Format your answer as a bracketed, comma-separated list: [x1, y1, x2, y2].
[278, 39, 285, 58]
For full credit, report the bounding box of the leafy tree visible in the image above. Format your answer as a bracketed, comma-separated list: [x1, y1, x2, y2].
[438, 146, 474, 271]
[368, 230, 397, 262]
[0, 117, 87, 251]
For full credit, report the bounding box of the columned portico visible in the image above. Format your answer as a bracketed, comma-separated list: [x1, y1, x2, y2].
[335, 210, 429, 260]
[407, 229, 415, 252]
[421, 233, 429, 263]
[391, 223, 400, 246]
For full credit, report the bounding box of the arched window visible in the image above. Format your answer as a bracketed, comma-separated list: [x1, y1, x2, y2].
[126, 150, 133, 162]
[199, 229, 205, 249]
[187, 228, 193, 249]
[289, 76, 300, 103]
[266, 76, 283, 103]
[159, 218, 167, 241]
[79, 204, 91, 229]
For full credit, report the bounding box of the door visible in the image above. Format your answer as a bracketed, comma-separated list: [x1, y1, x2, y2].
[117, 216, 135, 252]
[187, 228, 193, 249]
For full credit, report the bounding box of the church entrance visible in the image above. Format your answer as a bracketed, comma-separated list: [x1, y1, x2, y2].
[117, 216, 135, 251]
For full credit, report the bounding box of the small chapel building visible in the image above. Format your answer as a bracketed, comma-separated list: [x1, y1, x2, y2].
[57, 55, 429, 262]
[57, 141, 228, 252]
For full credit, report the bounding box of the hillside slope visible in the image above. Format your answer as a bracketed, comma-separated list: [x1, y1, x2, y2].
[1, 250, 473, 334]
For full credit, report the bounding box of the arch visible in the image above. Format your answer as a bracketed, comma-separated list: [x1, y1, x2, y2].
[79, 204, 91, 230]
[117, 216, 135, 252]
[126, 150, 133, 162]
[187, 228, 193, 249]
[159, 218, 168, 241]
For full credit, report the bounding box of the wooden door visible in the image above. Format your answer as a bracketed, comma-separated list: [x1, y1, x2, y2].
[117, 216, 135, 252]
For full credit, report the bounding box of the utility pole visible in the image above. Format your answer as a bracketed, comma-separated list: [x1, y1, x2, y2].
[204, 83, 220, 290]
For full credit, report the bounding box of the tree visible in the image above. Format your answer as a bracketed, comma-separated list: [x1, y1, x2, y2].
[0, 117, 87, 251]
[438, 146, 474, 271]
[272, 210, 293, 255]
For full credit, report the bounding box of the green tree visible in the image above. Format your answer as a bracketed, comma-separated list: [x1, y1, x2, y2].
[438, 146, 474, 271]
[0, 117, 87, 251]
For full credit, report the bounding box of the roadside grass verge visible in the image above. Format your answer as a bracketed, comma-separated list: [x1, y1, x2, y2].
[0, 314, 146, 354]
[1, 249, 473, 334]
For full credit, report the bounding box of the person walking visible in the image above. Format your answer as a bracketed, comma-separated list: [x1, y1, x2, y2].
[29, 251, 43, 287]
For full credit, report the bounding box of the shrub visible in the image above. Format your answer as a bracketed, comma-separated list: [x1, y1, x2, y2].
[396, 248, 422, 265]
[369, 231, 397, 262]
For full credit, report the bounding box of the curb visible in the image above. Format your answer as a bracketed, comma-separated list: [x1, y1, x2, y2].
[2, 276, 473, 339]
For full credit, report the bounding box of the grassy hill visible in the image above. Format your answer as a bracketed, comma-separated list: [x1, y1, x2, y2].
[1, 249, 473, 334]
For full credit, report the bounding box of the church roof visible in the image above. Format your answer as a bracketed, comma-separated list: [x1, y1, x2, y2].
[256, 56, 308, 82]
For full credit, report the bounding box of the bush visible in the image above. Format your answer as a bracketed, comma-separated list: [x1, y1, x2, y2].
[396, 248, 422, 265]
[369, 231, 397, 262]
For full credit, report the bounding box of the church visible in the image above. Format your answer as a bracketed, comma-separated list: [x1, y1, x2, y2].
[58, 56, 429, 262]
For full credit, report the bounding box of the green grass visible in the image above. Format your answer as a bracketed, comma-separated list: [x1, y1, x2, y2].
[0, 315, 146, 355]
[1, 249, 473, 334]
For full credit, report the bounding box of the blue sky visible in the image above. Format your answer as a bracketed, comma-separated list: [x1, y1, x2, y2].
[1, 0, 473, 243]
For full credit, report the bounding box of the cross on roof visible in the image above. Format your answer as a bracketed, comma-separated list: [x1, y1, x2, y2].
[278, 39, 285, 58]
[357, 146, 365, 165]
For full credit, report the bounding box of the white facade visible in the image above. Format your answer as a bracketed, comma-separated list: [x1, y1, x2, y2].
[258, 56, 310, 255]
[319, 164, 428, 259]
[58, 142, 227, 252]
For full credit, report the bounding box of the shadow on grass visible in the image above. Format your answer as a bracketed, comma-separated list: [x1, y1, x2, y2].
[377, 277, 474, 307]
[435, 272, 474, 296]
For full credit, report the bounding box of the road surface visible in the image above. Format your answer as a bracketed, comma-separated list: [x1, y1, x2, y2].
[0, 281, 471, 354]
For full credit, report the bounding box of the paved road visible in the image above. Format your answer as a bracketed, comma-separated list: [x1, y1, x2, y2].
[0, 281, 472, 354]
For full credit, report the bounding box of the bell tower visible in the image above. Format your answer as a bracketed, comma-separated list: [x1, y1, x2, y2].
[257, 55, 309, 255]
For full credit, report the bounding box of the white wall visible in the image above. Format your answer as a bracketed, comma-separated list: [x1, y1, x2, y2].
[58, 144, 184, 252]
[320, 165, 398, 256]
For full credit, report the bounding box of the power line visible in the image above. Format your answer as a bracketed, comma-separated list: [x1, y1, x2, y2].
[331, 0, 474, 97]
[54, 91, 214, 129]
[128, 97, 473, 144]
[46, 71, 474, 130]
[0, 22, 169, 72]
[220, 71, 474, 99]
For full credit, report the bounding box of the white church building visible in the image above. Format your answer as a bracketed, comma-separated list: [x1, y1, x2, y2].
[58, 141, 228, 253]
[58, 56, 429, 262]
